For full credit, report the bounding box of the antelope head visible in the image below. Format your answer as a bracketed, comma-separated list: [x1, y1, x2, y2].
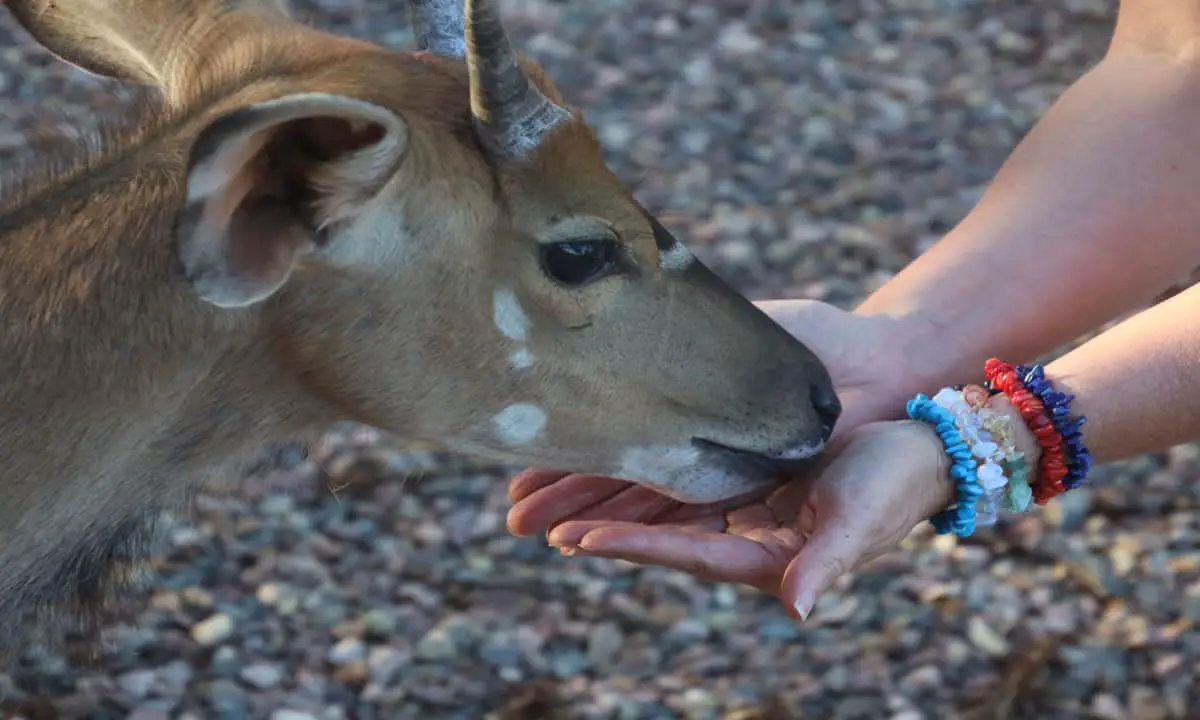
[7, 0, 841, 504]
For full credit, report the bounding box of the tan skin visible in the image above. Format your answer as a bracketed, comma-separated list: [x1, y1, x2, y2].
[505, 0, 1200, 619]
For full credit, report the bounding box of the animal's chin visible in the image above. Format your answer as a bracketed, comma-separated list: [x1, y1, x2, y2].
[660, 479, 781, 504]
[630, 467, 785, 505]
[643, 440, 823, 505]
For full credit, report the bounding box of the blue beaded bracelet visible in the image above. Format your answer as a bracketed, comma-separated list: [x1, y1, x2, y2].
[1015, 363, 1093, 490]
[906, 393, 984, 537]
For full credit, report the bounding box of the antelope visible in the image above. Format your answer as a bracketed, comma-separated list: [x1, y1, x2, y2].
[0, 0, 841, 653]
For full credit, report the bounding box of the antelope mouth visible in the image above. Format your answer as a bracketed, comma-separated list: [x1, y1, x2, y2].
[690, 437, 825, 480]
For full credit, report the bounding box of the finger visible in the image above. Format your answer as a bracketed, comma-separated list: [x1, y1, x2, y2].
[778, 522, 865, 622]
[647, 483, 781, 525]
[725, 503, 778, 534]
[507, 468, 569, 502]
[505, 474, 631, 536]
[547, 515, 727, 547]
[559, 484, 681, 526]
[568, 524, 787, 590]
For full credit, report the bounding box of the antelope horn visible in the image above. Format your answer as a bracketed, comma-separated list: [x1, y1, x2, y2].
[407, 0, 466, 58]
[464, 0, 571, 160]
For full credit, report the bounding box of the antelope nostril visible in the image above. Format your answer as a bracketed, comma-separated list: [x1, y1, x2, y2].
[811, 383, 842, 441]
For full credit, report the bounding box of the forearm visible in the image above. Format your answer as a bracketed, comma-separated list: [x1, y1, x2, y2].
[859, 48, 1200, 388]
[1039, 281, 1200, 464]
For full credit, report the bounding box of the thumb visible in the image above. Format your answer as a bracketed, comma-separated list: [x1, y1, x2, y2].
[778, 530, 863, 622]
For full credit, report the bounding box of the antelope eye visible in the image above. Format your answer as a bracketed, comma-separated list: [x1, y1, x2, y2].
[539, 239, 618, 287]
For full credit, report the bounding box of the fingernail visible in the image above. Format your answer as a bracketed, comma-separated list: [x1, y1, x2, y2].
[558, 546, 579, 556]
[792, 587, 818, 622]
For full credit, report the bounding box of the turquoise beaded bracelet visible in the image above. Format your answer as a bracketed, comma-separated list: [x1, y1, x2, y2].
[906, 392, 985, 537]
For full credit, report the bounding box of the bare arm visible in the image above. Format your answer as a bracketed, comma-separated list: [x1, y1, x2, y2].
[859, 0, 1200, 390]
[1039, 281, 1200, 464]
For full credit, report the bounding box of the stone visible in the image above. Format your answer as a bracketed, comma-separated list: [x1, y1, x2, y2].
[1089, 694, 1126, 720]
[966, 617, 1009, 656]
[836, 694, 887, 718]
[270, 712, 320, 720]
[899, 665, 941, 690]
[551, 650, 588, 678]
[191, 614, 235, 647]
[361, 608, 397, 640]
[813, 593, 860, 625]
[995, 30, 1035, 55]
[240, 663, 284, 689]
[586, 622, 625, 668]
[332, 659, 367, 686]
[716, 22, 764, 55]
[1128, 686, 1168, 720]
[415, 616, 475, 660]
[479, 634, 523, 669]
[1108, 536, 1139, 576]
[1152, 653, 1183, 678]
[209, 646, 240, 678]
[182, 586, 214, 609]
[157, 660, 193, 696]
[367, 647, 408, 686]
[118, 669, 158, 700]
[665, 619, 710, 645]
[327, 638, 366, 665]
[206, 679, 249, 720]
[127, 709, 172, 720]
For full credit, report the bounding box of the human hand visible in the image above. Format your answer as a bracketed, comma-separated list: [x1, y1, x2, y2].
[739, 299, 920, 442]
[511, 420, 955, 619]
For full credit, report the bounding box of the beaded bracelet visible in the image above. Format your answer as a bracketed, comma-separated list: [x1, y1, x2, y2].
[911, 360, 1091, 535]
[932, 384, 1035, 519]
[984, 359, 1069, 505]
[906, 393, 984, 537]
[1014, 363, 1093, 490]
[931, 387, 1008, 527]
[975, 386, 1034, 512]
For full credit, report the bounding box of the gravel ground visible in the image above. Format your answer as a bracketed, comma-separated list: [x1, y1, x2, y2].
[3, 0, 1200, 718]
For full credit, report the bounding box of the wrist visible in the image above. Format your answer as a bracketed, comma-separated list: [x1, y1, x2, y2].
[894, 419, 957, 515]
[904, 379, 1048, 535]
[984, 393, 1044, 489]
[853, 305, 974, 393]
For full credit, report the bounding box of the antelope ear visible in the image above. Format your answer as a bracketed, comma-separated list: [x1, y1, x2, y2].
[178, 93, 410, 308]
[4, 0, 292, 87]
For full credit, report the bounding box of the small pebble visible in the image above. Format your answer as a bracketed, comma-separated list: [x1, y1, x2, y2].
[191, 614, 235, 647]
[327, 638, 366, 665]
[270, 711, 320, 720]
[586, 622, 625, 668]
[117, 669, 157, 700]
[240, 663, 285, 689]
[966, 617, 1009, 656]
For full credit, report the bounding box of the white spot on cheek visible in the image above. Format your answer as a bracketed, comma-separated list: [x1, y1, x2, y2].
[492, 403, 547, 446]
[493, 288, 529, 342]
[509, 348, 535, 370]
[659, 243, 695, 272]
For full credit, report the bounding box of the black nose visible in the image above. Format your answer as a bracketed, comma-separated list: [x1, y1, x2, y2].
[812, 383, 842, 442]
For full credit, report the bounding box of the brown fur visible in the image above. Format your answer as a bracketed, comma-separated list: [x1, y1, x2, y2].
[0, 0, 838, 656]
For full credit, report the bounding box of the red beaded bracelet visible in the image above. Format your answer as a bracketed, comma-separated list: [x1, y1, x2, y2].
[984, 359, 1067, 505]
